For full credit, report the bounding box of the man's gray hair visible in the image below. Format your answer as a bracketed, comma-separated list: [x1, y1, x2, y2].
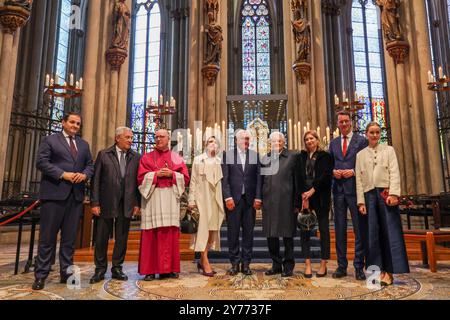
[269, 131, 285, 141]
[235, 129, 250, 139]
[115, 126, 132, 137]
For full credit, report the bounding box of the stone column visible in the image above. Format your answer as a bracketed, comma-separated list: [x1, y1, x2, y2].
[187, 0, 200, 131]
[0, 3, 31, 197]
[410, 0, 444, 194]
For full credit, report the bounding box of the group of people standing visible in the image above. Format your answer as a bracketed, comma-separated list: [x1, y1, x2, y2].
[31, 110, 409, 291]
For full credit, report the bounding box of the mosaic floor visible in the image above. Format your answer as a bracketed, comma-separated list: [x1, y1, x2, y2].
[0, 244, 449, 300]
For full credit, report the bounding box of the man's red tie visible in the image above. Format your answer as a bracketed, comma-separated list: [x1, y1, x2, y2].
[342, 136, 348, 157]
[69, 136, 78, 158]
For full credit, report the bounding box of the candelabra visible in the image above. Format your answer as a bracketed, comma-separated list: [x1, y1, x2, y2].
[44, 74, 83, 99]
[146, 95, 177, 130]
[427, 66, 450, 92]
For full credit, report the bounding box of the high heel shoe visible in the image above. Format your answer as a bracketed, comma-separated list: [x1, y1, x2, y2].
[316, 268, 327, 278]
[197, 262, 216, 277]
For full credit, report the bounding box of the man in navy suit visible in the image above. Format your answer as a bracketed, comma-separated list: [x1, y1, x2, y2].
[329, 111, 368, 280]
[222, 129, 262, 276]
[32, 112, 94, 290]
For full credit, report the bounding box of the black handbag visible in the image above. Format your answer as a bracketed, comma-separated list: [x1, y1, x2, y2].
[297, 208, 317, 232]
[180, 208, 199, 234]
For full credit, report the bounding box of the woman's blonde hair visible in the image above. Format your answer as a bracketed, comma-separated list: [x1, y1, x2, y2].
[303, 130, 323, 151]
[365, 121, 381, 132]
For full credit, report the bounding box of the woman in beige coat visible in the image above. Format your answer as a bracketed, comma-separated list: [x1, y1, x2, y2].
[188, 136, 225, 277]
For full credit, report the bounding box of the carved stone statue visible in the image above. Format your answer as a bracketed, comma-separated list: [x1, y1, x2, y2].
[5, 0, 33, 10]
[111, 0, 131, 50]
[376, 0, 403, 42]
[205, 0, 219, 24]
[204, 22, 223, 65]
[291, 0, 310, 62]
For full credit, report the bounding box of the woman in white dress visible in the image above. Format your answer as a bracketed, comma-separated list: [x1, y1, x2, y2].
[188, 136, 225, 277]
[356, 122, 409, 286]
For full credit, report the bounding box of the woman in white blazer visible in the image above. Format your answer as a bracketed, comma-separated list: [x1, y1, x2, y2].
[355, 122, 409, 286]
[188, 136, 225, 277]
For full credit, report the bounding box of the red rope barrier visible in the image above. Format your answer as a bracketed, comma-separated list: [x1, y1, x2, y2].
[0, 200, 40, 227]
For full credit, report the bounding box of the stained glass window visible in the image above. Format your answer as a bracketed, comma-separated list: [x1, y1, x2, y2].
[50, 0, 73, 131]
[129, 0, 161, 154]
[351, 0, 389, 143]
[242, 0, 271, 95]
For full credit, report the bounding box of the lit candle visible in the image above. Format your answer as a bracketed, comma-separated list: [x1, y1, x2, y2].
[79, 78, 83, 90]
[343, 91, 346, 102]
[159, 95, 164, 106]
[165, 101, 169, 108]
[63, 82, 67, 87]
[334, 94, 338, 105]
[317, 126, 321, 143]
[288, 119, 293, 150]
[294, 124, 298, 150]
[428, 70, 433, 83]
[173, 98, 176, 108]
[70, 73, 74, 86]
[297, 121, 301, 150]
[439, 66, 444, 79]
[75, 81, 79, 89]
[222, 120, 226, 150]
[304, 126, 307, 139]
[326, 127, 330, 144]
[45, 74, 50, 87]
[50, 78, 54, 86]
[307, 121, 310, 131]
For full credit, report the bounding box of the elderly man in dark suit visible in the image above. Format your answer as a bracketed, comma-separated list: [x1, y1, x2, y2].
[329, 111, 368, 280]
[222, 129, 262, 276]
[33, 112, 94, 290]
[89, 127, 141, 284]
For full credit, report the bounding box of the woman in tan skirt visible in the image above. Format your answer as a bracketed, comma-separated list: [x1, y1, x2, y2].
[188, 136, 225, 277]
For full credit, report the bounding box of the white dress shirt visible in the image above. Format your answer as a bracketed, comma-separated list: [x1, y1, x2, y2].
[355, 144, 401, 205]
[238, 148, 246, 194]
[341, 131, 353, 152]
[62, 131, 77, 150]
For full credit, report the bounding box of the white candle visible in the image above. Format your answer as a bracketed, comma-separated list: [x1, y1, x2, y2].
[288, 119, 293, 150]
[173, 98, 176, 108]
[326, 127, 330, 144]
[159, 95, 164, 106]
[439, 66, 444, 79]
[79, 78, 83, 90]
[307, 121, 310, 131]
[165, 101, 169, 108]
[334, 94, 338, 105]
[45, 74, 50, 87]
[55, 74, 59, 85]
[317, 127, 321, 143]
[70, 73, 74, 86]
[343, 91, 346, 102]
[50, 78, 54, 86]
[75, 81, 79, 89]
[294, 124, 298, 150]
[428, 70, 433, 83]
[63, 82, 67, 87]
[297, 121, 301, 150]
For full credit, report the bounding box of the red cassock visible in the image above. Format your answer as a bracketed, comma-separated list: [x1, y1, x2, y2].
[137, 148, 190, 275]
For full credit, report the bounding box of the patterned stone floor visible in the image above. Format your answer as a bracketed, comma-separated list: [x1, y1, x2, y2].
[0, 244, 449, 300]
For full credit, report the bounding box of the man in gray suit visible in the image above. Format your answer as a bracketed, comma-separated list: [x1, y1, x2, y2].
[89, 127, 141, 283]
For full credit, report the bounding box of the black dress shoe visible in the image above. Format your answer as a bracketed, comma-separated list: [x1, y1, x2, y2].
[355, 269, 366, 281]
[60, 273, 73, 284]
[111, 269, 128, 281]
[144, 274, 155, 281]
[32, 278, 45, 290]
[160, 272, 179, 279]
[264, 269, 282, 276]
[304, 273, 313, 279]
[89, 273, 105, 284]
[316, 268, 327, 278]
[281, 271, 294, 277]
[332, 267, 347, 279]
[241, 267, 253, 276]
[227, 266, 239, 276]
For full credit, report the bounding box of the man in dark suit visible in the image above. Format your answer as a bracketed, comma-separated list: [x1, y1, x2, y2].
[33, 112, 94, 290]
[89, 127, 141, 284]
[222, 129, 262, 276]
[329, 111, 368, 280]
